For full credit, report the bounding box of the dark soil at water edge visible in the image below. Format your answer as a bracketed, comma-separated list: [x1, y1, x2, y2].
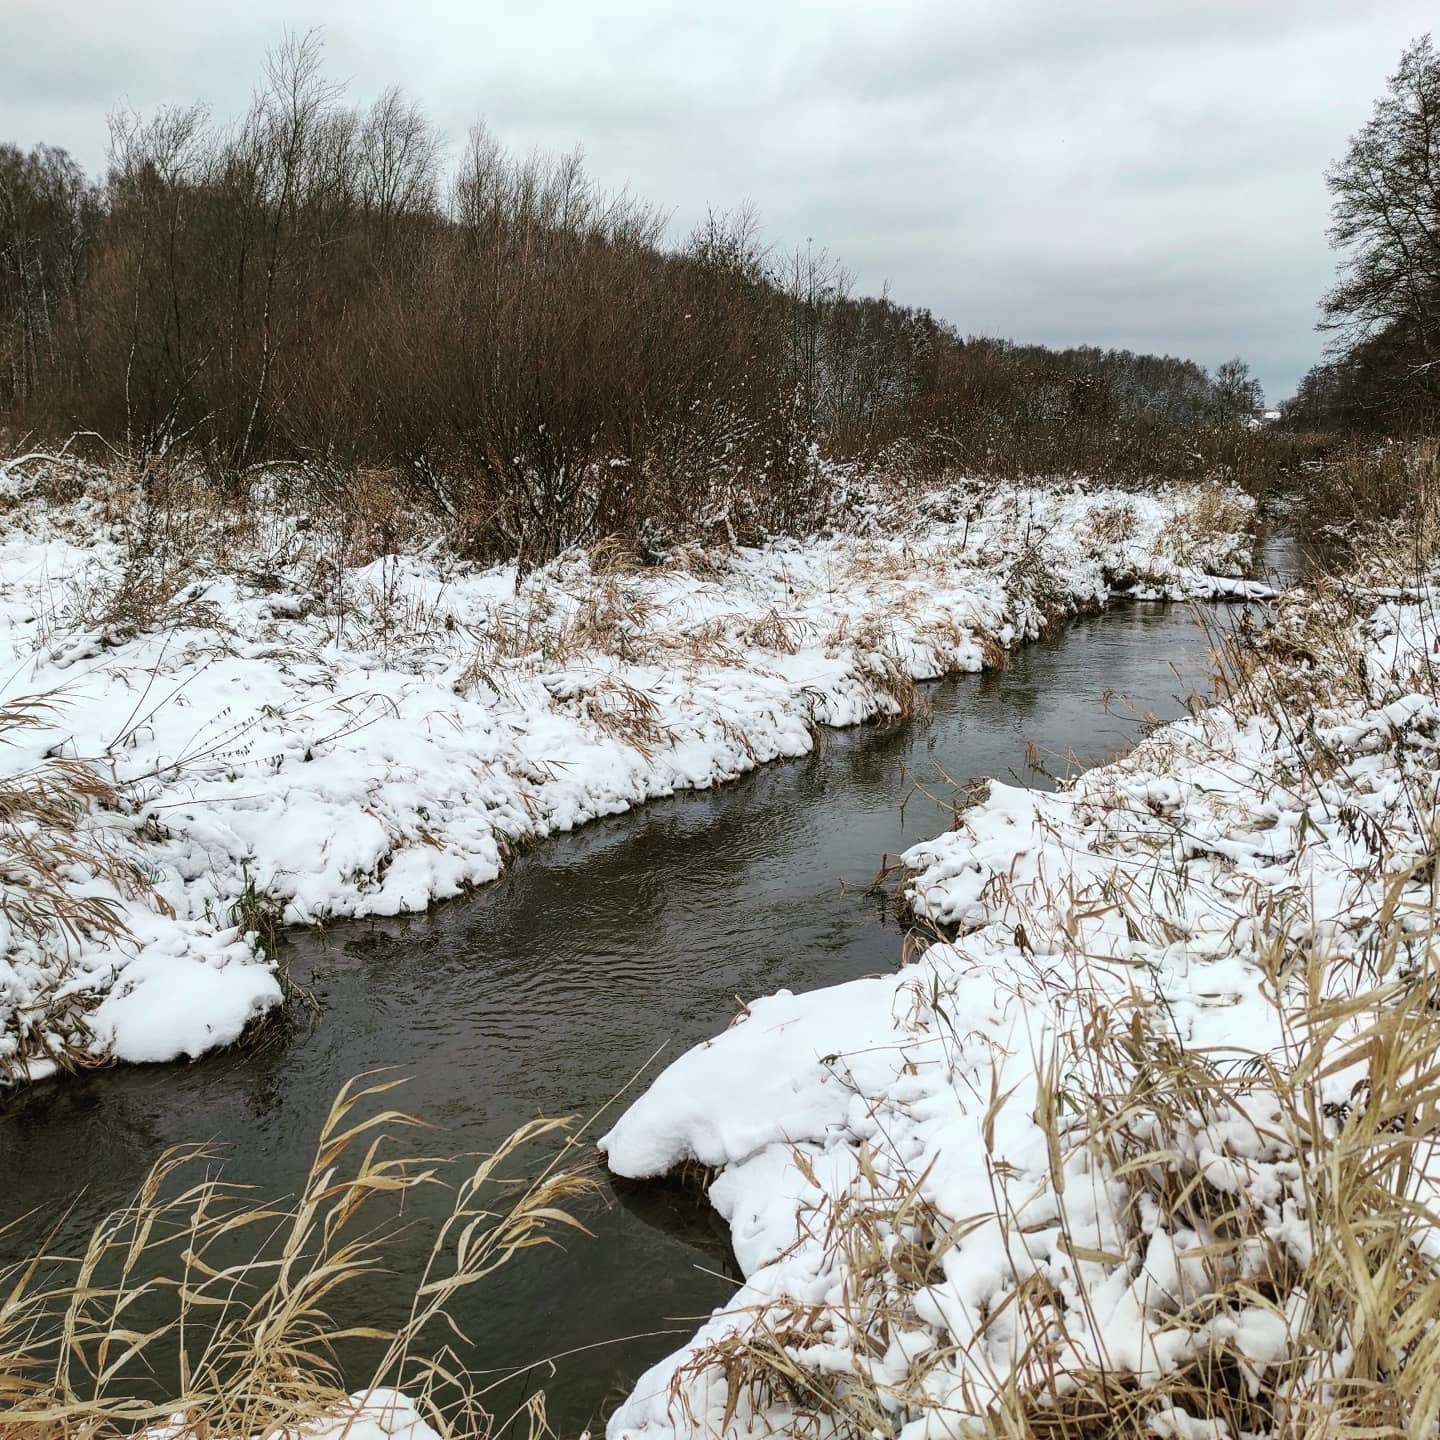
[1, 574, 1275, 1435]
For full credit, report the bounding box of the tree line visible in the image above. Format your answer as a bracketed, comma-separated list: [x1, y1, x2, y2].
[1, 34, 1263, 562]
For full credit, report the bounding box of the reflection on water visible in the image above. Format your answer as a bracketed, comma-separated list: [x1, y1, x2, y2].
[2, 593, 1249, 1434]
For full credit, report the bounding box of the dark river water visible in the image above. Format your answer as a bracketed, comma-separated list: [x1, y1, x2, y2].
[1, 545, 1301, 1435]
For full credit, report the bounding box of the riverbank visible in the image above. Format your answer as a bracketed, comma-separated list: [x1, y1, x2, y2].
[602, 545, 1440, 1436]
[0, 462, 1260, 1082]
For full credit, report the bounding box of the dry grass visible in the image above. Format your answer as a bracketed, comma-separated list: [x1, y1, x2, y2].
[1342, 451, 1440, 587]
[1005, 545, 1072, 631]
[21, 456, 443, 658]
[1161, 483, 1256, 569]
[738, 608, 804, 656]
[0, 1074, 594, 1440]
[1084, 501, 1138, 547]
[575, 674, 677, 758]
[566, 576, 659, 663]
[826, 616, 928, 723]
[454, 572, 665, 692]
[0, 695, 140, 949]
[954, 922, 1440, 1440]
[1294, 439, 1440, 555]
[677, 910, 1440, 1439]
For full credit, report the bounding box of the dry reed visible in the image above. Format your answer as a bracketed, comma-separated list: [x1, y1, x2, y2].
[0, 1074, 594, 1440]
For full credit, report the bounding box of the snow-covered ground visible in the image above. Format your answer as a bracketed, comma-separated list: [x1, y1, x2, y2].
[601, 582, 1440, 1436]
[0, 468, 1259, 1082]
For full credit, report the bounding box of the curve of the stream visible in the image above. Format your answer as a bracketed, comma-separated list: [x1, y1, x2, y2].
[2, 538, 1307, 1434]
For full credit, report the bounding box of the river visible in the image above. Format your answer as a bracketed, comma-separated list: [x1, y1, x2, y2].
[2, 549, 1300, 1435]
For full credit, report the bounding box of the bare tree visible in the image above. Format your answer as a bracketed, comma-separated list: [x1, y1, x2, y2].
[360, 86, 440, 251]
[237, 28, 340, 467]
[1212, 356, 1264, 425]
[105, 102, 210, 449]
[1323, 35, 1440, 362]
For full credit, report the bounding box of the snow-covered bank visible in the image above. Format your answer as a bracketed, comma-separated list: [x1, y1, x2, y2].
[0, 470, 1254, 1079]
[601, 579, 1440, 1437]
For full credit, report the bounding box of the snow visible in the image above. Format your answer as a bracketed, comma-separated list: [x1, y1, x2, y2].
[92, 950, 283, 1063]
[599, 582, 1440, 1438]
[141, 1389, 441, 1440]
[0, 467, 1252, 1079]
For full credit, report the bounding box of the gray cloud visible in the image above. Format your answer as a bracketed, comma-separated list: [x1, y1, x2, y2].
[2, 0, 1433, 401]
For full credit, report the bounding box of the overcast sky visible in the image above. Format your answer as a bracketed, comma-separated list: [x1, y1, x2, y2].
[3, 0, 1432, 402]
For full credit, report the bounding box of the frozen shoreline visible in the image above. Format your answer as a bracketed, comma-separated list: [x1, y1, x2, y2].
[0, 470, 1254, 1081]
[600, 575, 1440, 1437]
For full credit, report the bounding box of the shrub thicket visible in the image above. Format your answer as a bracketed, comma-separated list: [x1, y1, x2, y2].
[2, 35, 1269, 564]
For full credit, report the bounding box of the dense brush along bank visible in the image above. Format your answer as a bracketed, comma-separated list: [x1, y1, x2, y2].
[1, 518, 1279, 1434]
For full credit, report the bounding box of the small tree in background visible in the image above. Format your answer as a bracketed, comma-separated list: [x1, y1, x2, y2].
[1213, 355, 1264, 425]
